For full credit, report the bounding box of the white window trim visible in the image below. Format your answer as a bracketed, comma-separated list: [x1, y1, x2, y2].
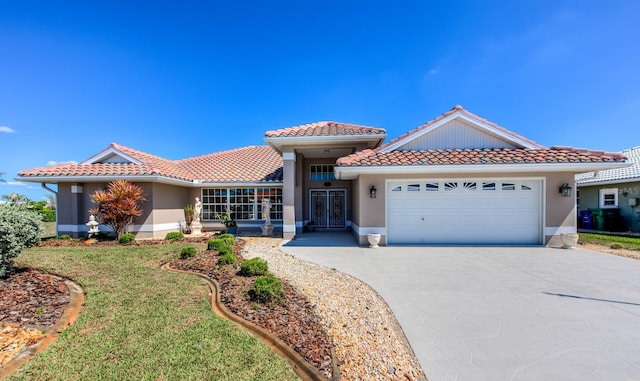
[599, 188, 618, 209]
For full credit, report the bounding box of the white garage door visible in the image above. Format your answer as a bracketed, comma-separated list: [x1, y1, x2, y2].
[387, 179, 542, 245]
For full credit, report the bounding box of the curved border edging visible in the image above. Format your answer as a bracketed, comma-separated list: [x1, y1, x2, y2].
[161, 263, 334, 381]
[0, 276, 85, 380]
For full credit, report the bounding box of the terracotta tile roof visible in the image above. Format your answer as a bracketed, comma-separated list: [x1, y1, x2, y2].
[19, 143, 283, 183]
[576, 146, 640, 184]
[380, 105, 544, 150]
[178, 145, 283, 182]
[265, 121, 386, 138]
[336, 147, 627, 167]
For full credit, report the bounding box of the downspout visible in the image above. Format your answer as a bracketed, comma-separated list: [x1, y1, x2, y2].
[41, 183, 58, 238]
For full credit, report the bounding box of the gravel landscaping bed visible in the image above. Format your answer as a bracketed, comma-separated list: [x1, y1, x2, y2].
[241, 237, 426, 381]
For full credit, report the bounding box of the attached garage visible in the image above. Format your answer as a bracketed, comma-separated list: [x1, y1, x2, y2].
[386, 179, 543, 245]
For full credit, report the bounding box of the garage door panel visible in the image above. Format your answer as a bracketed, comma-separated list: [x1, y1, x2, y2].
[387, 179, 542, 245]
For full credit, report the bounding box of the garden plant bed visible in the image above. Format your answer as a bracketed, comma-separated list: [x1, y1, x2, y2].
[168, 240, 334, 379]
[0, 269, 69, 366]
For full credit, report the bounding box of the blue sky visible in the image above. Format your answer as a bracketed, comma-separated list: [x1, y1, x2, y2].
[1, 1, 639, 201]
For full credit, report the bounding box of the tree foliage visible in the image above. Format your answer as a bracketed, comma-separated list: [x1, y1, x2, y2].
[89, 180, 147, 238]
[0, 203, 44, 277]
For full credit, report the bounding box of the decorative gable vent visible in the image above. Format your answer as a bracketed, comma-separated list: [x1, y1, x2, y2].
[395, 118, 520, 151]
[97, 153, 133, 164]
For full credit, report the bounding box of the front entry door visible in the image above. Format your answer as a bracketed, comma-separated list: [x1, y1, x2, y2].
[310, 189, 346, 229]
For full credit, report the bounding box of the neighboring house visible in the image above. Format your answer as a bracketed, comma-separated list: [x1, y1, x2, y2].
[576, 146, 640, 233]
[18, 106, 627, 245]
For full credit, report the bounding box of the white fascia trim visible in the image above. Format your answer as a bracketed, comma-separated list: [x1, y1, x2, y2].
[335, 162, 629, 180]
[18, 175, 283, 188]
[265, 135, 386, 154]
[351, 222, 386, 236]
[198, 182, 283, 187]
[576, 176, 640, 187]
[283, 224, 296, 233]
[81, 147, 143, 165]
[545, 226, 577, 235]
[381, 112, 539, 153]
[265, 134, 386, 146]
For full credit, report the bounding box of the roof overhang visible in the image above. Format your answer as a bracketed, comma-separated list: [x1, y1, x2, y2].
[265, 134, 386, 154]
[576, 177, 640, 187]
[380, 111, 541, 153]
[17, 175, 283, 188]
[334, 162, 631, 180]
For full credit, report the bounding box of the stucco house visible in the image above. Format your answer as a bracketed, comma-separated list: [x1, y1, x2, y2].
[576, 146, 640, 233]
[19, 106, 627, 245]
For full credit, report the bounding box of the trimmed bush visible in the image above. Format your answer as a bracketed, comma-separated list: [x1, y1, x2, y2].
[239, 257, 269, 277]
[180, 246, 197, 259]
[0, 204, 44, 277]
[217, 233, 235, 245]
[217, 252, 237, 266]
[208, 238, 228, 252]
[250, 275, 283, 303]
[118, 233, 136, 245]
[165, 231, 184, 241]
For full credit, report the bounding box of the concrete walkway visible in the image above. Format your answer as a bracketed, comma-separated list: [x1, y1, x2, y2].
[281, 233, 640, 381]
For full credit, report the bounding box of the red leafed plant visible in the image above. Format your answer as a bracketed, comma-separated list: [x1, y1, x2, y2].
[89, 180, 147, 239]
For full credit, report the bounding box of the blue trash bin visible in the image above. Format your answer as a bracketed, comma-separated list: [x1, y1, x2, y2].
[579, 209, 592, 229]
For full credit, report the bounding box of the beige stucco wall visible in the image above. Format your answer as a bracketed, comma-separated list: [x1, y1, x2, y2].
[56, 181, 191, 239]
[352, 171, 578, 246]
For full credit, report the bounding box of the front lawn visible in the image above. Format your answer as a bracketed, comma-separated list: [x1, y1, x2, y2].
[8, 243, 298, 381]
[579, 232, 640, 251]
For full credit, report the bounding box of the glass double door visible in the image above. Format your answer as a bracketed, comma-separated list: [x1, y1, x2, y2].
[310, 189, 346, 229]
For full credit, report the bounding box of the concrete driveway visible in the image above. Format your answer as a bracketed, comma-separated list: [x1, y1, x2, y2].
[281, 234, 640, 381]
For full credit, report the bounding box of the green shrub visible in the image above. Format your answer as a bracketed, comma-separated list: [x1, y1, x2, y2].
[217, 233, 235, 245]
[180, 246, 197, 259]
[165, 231, 184, 241]
[58, 234, 72, 240]
[610, 243, 623, 249]
[217, 252, 237, 266]
[208, 238, 228, 251]
[0, 204, 44, 277]
[118, 233, 136, 245]
[250, 275, 283, 303]
[239, 257, 269, 277]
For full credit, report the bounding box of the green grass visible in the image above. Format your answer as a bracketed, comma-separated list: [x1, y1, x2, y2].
[579, 233, 640, 251]
[10, 243, 298, 381]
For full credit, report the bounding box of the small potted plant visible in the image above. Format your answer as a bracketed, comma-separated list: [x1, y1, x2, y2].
[215, 207, 237, 234]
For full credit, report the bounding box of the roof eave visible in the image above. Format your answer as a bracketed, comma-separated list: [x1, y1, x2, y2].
[576, 177, 640, 187]
[264, 134, 386, 153]
[18, 175, 284, 187]
[334, 162, 629, 180]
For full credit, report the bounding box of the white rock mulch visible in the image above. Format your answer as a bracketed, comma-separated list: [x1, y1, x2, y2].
[241, 237, 426, 381]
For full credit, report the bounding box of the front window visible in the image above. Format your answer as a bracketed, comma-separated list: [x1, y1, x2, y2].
[310, 164, 335, 181]
[201, 187, 283, 221]
[599, 188, 618, 208]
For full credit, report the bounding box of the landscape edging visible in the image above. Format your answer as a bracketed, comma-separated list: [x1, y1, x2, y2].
[0, 276, 84, 380]
[161, 262, 336, 381]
